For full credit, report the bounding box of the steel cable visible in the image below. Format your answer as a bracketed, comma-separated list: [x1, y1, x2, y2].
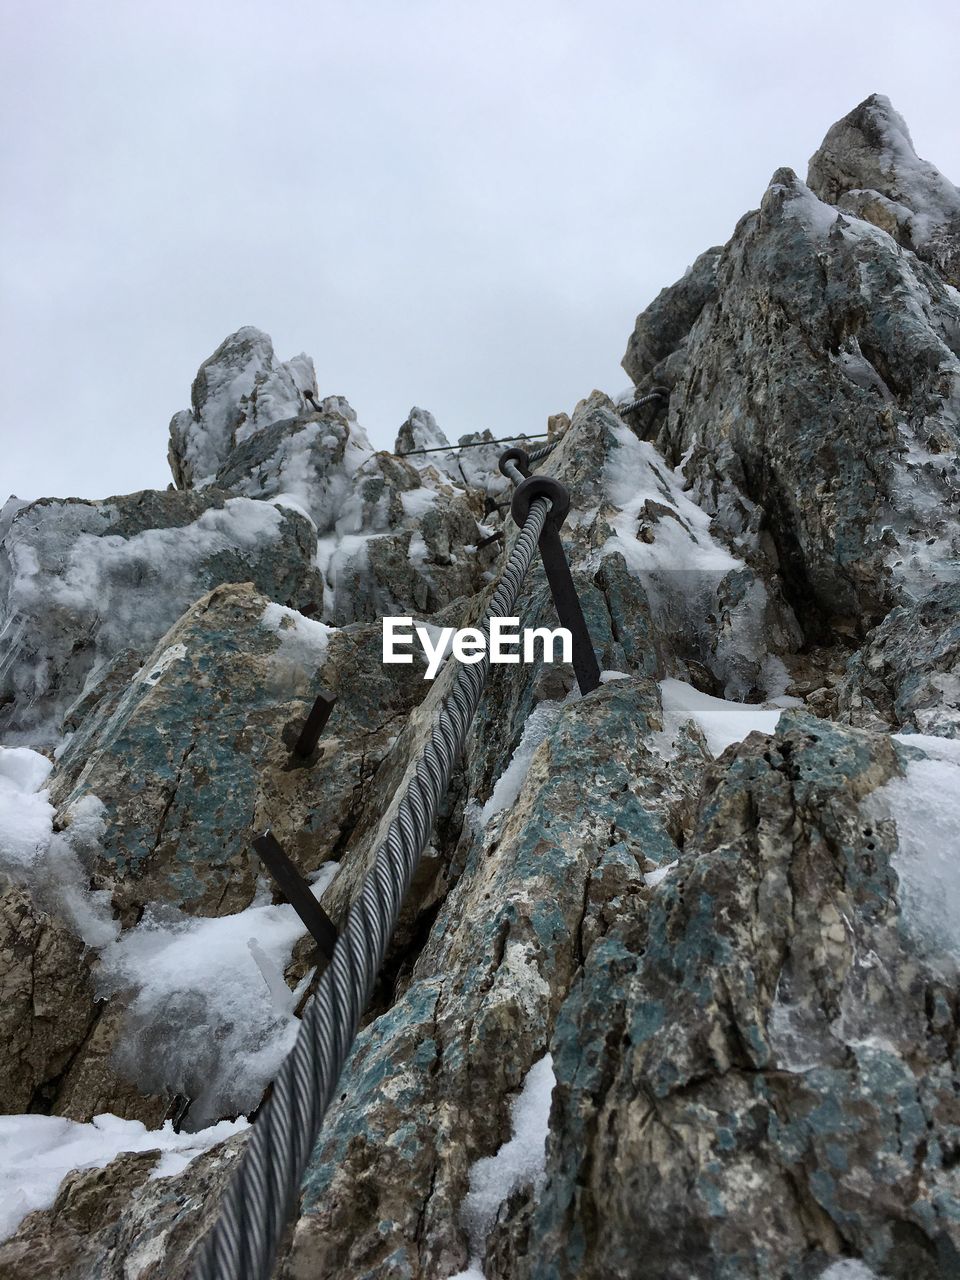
[618, 388, 669, 414]
[193, 492, 551, 1280]
[524, 436, 561, 465]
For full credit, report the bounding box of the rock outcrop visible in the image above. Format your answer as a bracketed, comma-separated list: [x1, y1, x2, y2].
[2, 95, 960, 1280]
[168, 326, 318, 489]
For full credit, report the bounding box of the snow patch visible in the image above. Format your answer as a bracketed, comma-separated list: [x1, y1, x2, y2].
[0, 1112, 248, 1243]
[451, 1054, 555, 1280]
[480, 694, 574, 825]
[96, 884, 328, 1127]
[818, 1262, 885, 1280]
[260, 603, 334, 680]
[654, 679, 786, 758]
[644, 859, 678, 888]
[400, 487, 439, 519]
[0, 747, 116, 947]
[602, 422, 741, 576]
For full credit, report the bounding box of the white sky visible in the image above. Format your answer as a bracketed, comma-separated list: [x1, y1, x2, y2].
[2, 0, 959, 501]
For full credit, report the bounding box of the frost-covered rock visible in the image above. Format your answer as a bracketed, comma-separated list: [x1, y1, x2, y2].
[0, 490, 321, 746]
[835, 581, 960, 735]
[2, 573, 435, 1131]
[808, 93, 960, 286]
[0, 1123, 248, 1280]
[168, 326, 317, 489]
[624, 137, 960, 636]
[5, 97, 960, 1280]
[394, 405, 452, 461]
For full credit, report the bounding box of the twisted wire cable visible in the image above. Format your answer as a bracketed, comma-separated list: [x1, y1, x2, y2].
[193, 493, 552, 1280]
[618, 387, 669, 414]
[525, 435, 562, 465]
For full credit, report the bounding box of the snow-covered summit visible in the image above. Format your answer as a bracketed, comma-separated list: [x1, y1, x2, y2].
[394, 406, 452, 459]
[168, 326, 318, 489]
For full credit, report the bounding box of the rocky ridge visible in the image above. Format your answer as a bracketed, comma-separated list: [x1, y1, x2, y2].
[0, 94, 959, 1279]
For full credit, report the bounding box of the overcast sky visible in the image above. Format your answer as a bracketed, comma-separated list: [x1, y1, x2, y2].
[3, 0, 959, 502]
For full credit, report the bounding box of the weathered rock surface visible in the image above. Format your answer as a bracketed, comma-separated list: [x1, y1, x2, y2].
[624, 103, 960, 643]
[516, 717, 960, 1280]
[0, 886, 94, 1114]
[3, 96, 960, 1280]
[0, 1130, 248, 1280]
[17, 581, 438, 1127]
[807, 94, 960, 287]
[622, 244, 722, 388]
[835, 581, 960, 736]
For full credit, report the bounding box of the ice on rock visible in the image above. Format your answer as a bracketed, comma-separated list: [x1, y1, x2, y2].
[867, 739, 960, 969]
[96, 890, 324, 1127]
[599, 421, 784, 697]
[601, 422, 741, 576]
[394, 406, 456, 471]
[808, 93, 960, 274]
[0, 744, 117, 948]
[0, 493, 315, 745]
[168, 327, 318, 489]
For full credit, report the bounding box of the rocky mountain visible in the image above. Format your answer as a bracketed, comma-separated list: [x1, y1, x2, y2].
[1, 94, 959, 1279]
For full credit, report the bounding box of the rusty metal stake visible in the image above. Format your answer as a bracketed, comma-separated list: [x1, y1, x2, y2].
[253, 831, 338, 961]
[293, 688, 336, 758]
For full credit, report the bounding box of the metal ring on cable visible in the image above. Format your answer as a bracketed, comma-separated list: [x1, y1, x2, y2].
[511, 474, 569, 531]
[498, 447, 530, 479]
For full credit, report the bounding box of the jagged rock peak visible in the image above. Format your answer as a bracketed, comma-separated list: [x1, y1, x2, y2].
[168, 327, 319, 490]
[807, 93, 960, 282]
[394, 406, 451, 457]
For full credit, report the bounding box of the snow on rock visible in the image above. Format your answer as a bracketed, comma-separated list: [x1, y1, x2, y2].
[0, 1112, 248, 1243]
[394, 406, 456, 470]
[602, 420, 741, 576]
[867, 736, 960, 968]
[654, 678, 797, 758]
[6, 99, 960, 1280]
[480, 695, 573, 826]
[0, 491, 320, 746]
[260, 602, 334, 688]
[625, 108, 960, 646]
[644, 859, 678, 888]
[168, 326, 317, 489]
[95, 889, 321, 1126]
[818, 1262, 886, 1280]
[211, 405, 377, 533]
[0, 744, 116, 948]
[0, 746, 53, 863]
[452, 1054, 555, 1279]
[598, 418, 794, 699]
